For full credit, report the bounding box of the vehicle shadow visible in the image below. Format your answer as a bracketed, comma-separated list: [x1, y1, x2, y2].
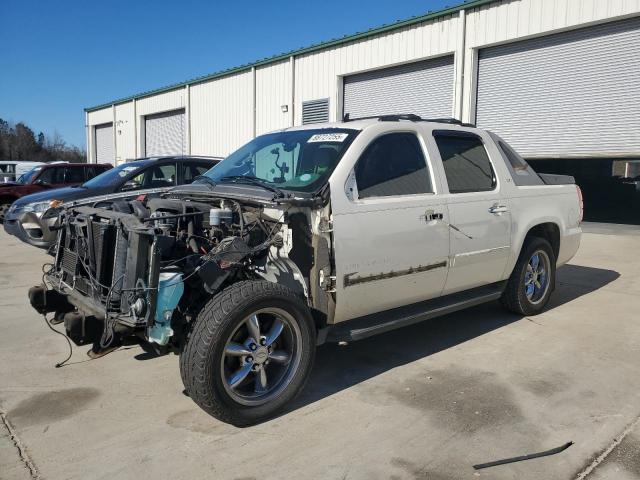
[285, 264, 620, 415]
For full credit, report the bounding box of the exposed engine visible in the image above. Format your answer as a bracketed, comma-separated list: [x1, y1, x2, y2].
[35, 193, 317, 354]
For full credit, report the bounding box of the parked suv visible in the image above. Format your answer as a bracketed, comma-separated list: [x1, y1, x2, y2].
[4, 156, 219, 248]
[0, 162, 111, 223]
[29, 116, 582, 425]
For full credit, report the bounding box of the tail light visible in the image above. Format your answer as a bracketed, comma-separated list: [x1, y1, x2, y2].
[576, 185, 584, 224]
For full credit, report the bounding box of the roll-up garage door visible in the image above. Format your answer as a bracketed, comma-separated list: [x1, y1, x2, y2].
[94, 123, 114, 164]
[476, 17, 640, 158]
[343, 56, 454, 120]
[144, 109, 186, 156]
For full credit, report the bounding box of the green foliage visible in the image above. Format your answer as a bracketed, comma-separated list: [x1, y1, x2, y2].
[0, 118, 86, 163]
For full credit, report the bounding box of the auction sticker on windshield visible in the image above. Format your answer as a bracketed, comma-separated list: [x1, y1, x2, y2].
[308, 133, 349, 143]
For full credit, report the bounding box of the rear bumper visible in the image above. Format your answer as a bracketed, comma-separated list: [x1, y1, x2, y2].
[557, 226, 582, 266]
[3, 210, 58, 249]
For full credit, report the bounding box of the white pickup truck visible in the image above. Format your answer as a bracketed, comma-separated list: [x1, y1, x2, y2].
[31, 115, 582, 425]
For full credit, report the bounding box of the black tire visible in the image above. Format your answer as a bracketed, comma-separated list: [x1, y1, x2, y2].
[501, 236, 556, 316]
[0, 201, 10, 224]
[180, 280, 316, 426]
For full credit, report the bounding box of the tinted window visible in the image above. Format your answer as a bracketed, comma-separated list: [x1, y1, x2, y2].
[434, 133, 496, 193]
[145, 164, 176, 188]
[183, 163, 212, 183]
[64, 167, 85, 184]
[355, 133, 431, 198]
[37, 167, 65, 184]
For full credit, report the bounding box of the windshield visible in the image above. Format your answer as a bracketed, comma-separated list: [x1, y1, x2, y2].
[18, 167, 42, 184]
[201, 128, 359, 193]
[82, 161, 148, 188]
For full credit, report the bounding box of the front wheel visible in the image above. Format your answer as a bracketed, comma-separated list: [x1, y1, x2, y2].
[180, 281, 316, 426]
[0, 202, 10, 224]
[501, 237, 556, 316]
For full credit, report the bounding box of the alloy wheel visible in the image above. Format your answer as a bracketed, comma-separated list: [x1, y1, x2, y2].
[524, 249, 551, 304]
[221, 307, 302, 406]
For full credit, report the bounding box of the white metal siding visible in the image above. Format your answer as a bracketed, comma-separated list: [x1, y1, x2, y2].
[94, 123, 114, 164]
[476, 17, 640, 157]
[255, 61, 292, 135]
[144, 109, 186, 156]
[114, 102, 135, 163]
[343, 56, 455, 120]
[190, 70, 253, 157]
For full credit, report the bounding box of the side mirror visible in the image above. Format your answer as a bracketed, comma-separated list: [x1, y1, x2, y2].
[34, 179, 50, 187]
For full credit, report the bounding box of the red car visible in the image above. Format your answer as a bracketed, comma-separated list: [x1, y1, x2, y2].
[0, 163, 112, 223]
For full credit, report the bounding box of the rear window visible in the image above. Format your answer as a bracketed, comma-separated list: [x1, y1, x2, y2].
[434, 132, 496, 194]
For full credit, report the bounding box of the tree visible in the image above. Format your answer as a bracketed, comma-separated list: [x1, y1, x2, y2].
[0, 119, 85, 162]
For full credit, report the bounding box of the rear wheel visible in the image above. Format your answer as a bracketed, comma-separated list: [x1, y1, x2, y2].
[501, 237, 555, 316]
[180, 281, 316, 426]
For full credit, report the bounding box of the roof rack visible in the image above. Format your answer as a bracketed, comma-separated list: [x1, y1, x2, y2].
[343, 113, 475, 127]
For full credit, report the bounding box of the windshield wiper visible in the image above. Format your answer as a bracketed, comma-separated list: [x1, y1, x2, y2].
[193, 175, 217, 190]
[218, 175, 286, 199]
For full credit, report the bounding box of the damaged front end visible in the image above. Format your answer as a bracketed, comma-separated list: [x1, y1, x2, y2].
[32, 191, 334, 354]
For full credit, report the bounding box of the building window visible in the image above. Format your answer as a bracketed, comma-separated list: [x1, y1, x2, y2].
[355, 132, 432, 198]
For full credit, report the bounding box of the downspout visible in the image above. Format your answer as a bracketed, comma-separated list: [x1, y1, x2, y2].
[455, 8, 467, 121]
[85, 111, 91, 163]
[251, 66, 256, 138]
[289, 55, 295, 127]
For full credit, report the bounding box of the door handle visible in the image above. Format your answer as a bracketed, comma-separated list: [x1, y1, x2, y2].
[489, 204, 508, 214]
[422, 209, 444, 221]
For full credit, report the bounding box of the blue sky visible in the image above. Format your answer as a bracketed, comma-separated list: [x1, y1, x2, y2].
[1, 0, 454, 149]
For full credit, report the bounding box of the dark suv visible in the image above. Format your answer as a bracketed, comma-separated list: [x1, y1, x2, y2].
[4, 156, 220, 249]
[0, 163, 112, 223]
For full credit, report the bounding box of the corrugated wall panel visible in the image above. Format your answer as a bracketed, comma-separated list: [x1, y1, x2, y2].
[255, 61, 291, 135]
[87, 107, 112, 126]
[465, 0, 640, 48]
[190, 71, 253, 157]
[476, 17, 640, 157]
[294, 14, 460, 124]
[114, 102, 135, 163]
[135, 89, 185, 116]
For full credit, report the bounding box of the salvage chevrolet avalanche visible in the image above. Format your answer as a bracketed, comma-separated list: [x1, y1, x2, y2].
[29, 115, 582, 425]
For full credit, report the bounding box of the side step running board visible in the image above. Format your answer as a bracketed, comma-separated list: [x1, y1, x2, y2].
[321, 281, 506, 344]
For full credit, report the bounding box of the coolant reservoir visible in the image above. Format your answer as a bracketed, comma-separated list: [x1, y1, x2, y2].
[210, 208, 233, 226]
[148, 272, 184, 345]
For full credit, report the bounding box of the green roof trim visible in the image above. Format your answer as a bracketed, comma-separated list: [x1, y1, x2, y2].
[85, 0, 496, 113]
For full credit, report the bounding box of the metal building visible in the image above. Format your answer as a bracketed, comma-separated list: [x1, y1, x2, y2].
[85, 0, 640, 222]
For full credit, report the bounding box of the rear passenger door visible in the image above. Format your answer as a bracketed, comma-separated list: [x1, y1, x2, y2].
[431, 130, 511, 295]
[331, 128, 450, 322]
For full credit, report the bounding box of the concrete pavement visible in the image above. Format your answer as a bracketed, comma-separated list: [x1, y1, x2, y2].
[0, 228, 639, 480]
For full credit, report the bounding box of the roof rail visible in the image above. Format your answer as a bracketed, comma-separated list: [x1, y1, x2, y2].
[343, 113, 475, 127]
